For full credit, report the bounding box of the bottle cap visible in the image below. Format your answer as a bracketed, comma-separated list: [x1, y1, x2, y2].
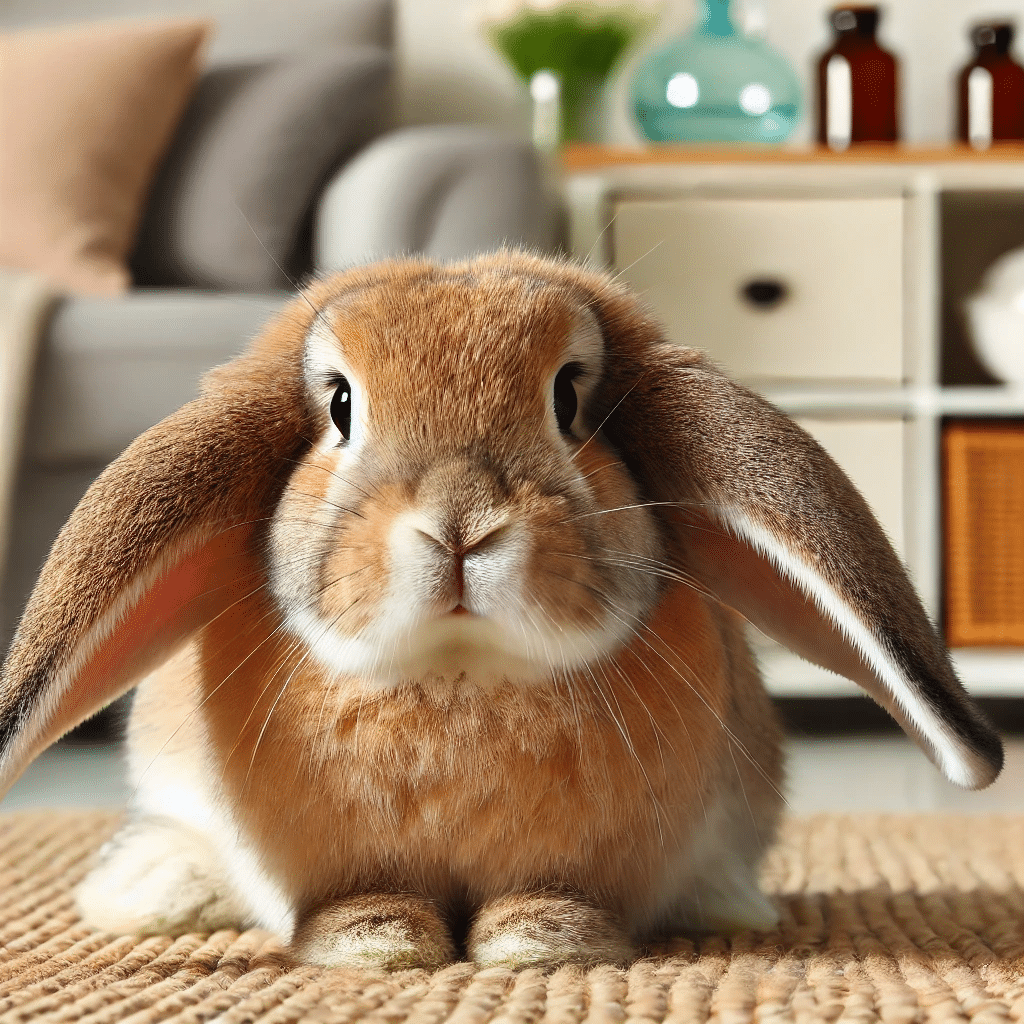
[971, 23, 1014, 53]
[831, 6, 880, 36]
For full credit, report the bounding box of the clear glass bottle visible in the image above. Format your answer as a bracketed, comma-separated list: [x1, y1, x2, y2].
[816, 6, 898, 149]
[631, 0, 801, 144]
[957, 23, 1024, 148]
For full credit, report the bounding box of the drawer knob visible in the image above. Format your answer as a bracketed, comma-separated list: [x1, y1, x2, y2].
[741, 278, 789, 309]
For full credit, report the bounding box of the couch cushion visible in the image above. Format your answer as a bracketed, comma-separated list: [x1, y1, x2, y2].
[0, 17, 210, 295]
[25, 291, 286, 465]
[131, 47, 392, 291]
[208, 0, 392, 61]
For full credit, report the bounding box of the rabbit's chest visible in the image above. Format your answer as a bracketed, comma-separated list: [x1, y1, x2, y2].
[246, 679, 722, 904]
[202, 584, 732, 904]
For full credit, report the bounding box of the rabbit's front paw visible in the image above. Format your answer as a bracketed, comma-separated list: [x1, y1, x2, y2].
[292, 893, 456, 970]
[468, 893, 634, 969]
[76, 816, 245, 935]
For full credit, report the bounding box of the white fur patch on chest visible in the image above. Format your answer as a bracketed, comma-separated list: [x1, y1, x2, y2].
[126, 712, 296, 937]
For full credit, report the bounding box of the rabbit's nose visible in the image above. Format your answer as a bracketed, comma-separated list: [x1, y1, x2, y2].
[413, 520, 511, 558]
[454, 521, 512, 556]
[414, 518, 513, 605]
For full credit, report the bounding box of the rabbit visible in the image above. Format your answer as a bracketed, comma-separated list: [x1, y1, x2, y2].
[0, 252, 1003, 971]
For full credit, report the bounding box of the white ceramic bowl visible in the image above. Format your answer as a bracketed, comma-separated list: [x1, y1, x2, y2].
[967, 247, 1024, 384]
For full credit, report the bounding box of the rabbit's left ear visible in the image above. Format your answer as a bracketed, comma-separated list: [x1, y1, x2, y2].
[0, 310, 314, 798]
[596, 341, 1003, 790]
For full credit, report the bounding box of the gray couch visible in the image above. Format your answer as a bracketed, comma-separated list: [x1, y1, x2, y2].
[1, 0, 559, 645]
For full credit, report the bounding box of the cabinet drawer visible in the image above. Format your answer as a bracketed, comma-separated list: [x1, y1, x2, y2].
[611, 196, 905, 383]
[797, 417, 905, 556]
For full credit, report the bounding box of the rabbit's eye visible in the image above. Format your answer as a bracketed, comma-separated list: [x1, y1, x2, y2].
[330, 377, 352, 441]
[554, 362, 583, 434]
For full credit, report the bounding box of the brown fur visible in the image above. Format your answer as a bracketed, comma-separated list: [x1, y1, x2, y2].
[187, 545, 729, 900]
[124, 552, 749, 966]
[467, 892, 635, 968]
[293, 893, 456, 970]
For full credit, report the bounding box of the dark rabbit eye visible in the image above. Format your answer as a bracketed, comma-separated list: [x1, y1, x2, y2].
[330, 377, 352, 441]
[554, 362, 583, 434]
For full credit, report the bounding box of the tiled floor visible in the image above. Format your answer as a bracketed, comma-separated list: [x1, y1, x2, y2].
[784, 734, 1024, 813]
[4, 735, 1024, 814]
[1, 742, 130, 810]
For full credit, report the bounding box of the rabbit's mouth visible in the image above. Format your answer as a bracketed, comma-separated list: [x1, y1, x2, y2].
[281, 589, 629, 689]
[284, 602, 559, 687]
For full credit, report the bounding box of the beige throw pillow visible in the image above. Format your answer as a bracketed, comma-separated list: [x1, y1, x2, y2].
[0, 18, 211, 295]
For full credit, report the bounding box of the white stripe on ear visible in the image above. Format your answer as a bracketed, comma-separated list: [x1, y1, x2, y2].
[720, 509, 977, 789]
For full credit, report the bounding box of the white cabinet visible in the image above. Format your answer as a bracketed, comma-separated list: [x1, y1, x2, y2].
[565, 148, 1024, 697]
[612, 196, 905, 383]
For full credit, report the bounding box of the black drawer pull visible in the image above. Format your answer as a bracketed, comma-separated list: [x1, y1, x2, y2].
[741, 278, 789, 309]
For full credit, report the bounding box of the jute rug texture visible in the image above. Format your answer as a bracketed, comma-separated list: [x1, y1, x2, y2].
[2, 810, 1023, 1023]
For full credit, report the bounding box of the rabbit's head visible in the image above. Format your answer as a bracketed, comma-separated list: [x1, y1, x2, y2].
[0, 253, 1003, 794]
[266, 260, 662, 686]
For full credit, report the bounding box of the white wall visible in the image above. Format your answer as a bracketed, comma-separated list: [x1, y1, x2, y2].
[396, 0, 1024, 144]
[397, 0, 528, 132]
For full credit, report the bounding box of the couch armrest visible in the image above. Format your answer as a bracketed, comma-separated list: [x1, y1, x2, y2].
[313, 125, 562, 269]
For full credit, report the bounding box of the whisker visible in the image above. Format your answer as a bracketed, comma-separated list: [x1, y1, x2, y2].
[578, 460, 621, 483]
[233, 201, 328, 333]
[237, 585, 367, 795]
[567, 501, 706, 521]
[600, 595, 787, 807]
[582, 205, 620, 268]
[241, 653, 306, 794]
[571, 369, 650, 465]
[540, 553, 783, 809]
[130, 577, 293, 799]
[134, 548, 371, 792]
[580, 656, 667, 847]
[614, 238, 665, 278]
[543, 546, 717, 604]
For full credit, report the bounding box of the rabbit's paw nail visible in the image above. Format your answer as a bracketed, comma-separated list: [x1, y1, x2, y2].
[76, 818, 243, 935]
[292, 893, 455, 970]
[468, 893, 634, 969]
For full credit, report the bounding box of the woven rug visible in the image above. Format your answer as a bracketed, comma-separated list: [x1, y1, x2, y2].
[2, 811, 1024, 1023]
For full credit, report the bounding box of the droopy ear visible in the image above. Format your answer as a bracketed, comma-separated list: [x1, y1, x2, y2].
[597, 342, 1003, 790]
[0, 301, 316, 797]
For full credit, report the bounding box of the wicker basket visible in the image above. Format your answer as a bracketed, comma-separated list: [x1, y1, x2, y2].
[944, 420, 1024, 646]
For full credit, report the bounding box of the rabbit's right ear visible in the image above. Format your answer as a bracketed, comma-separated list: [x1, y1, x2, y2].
[0, 300, 318, 797]
[592, 340, 1003, 791]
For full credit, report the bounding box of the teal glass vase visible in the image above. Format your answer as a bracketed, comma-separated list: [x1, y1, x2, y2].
[631, 0, 801, 143]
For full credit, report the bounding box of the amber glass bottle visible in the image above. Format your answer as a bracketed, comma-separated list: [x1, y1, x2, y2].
[957, 23, 1024, 147]
[816, 6, 899, 148]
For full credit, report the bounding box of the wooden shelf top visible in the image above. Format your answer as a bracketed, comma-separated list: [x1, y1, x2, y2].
[564, 142, 1024, 172]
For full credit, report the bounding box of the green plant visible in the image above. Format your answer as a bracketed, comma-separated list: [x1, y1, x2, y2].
[486, 2, 656, 143]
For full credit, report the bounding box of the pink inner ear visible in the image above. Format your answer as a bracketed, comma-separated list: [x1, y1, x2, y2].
[28, 525, 259, 774]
